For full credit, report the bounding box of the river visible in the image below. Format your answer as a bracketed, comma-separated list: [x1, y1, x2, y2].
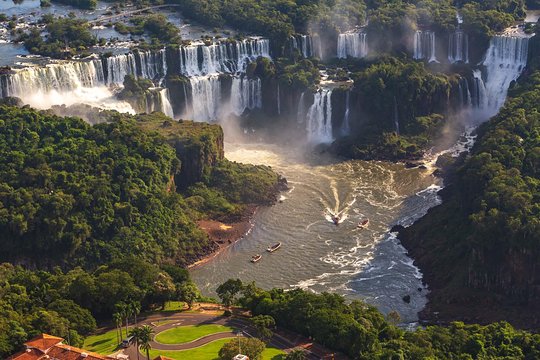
[191, 142, 443, 324]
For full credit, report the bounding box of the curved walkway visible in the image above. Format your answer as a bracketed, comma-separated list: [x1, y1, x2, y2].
[122, 311, 348, 360]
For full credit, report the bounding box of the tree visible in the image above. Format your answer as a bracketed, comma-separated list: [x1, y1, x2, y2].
[178, 281, 199, 309]
[251, 315, 275, 342]
[113, 312, 123, 344]
[47, 299, 97, 335]
[285, 349, 306, 360]
[216, 279, 243, 307]
[128, 326, 143, 360]
[386, 310, 401, 326]
[128, 300, 141, 326]
[218, 337, 266, 360]
[138, 325, 154, 360]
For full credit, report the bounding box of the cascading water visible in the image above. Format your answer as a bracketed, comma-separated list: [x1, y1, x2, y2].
[159, 88, 174, 118]
[297, 92, 305, 123]
[177, 38, 270, 76]
[277, 83, 281, 115]
[341, 91, 351, 135]
[230, 76, 262, 116]
[337, 32, 368, 59]
[457, 75, 472, 108]
[0, 59, 105, 98]
[413, 30, 438, 63]
[479, 35, 530, 115]
[185, 75, 222, 122]
[306, 89, 333, 143]
[291, 34, 316, 58]
[471, 70, 488, 110]
[393, 96, 400, 135]
[448, 30, 469, 63]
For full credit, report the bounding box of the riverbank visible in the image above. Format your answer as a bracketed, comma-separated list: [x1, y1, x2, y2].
[188, 205, 259, 269]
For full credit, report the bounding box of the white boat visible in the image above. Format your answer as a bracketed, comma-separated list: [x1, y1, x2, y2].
[266, 242, 281, 252]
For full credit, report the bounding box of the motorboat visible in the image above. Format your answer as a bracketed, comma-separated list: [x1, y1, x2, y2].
[266, 242, 281, 252]
[251, 254, 262, 263]
[357, 219, 369, 229]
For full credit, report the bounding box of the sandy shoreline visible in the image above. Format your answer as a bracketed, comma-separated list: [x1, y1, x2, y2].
[187, 205, 258, 269]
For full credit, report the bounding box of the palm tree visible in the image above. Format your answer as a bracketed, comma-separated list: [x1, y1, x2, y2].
[128, 327, 143, 360]
[113, 312, 123, 344]
[138, 325, 154, 360]
[129, 300, 141, 326]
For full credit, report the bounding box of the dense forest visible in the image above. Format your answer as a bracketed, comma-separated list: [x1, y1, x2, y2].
[0, 104, 282, 357]
[0, 105, 280, 268]
[215, 279, 540, 359]
[398, 33, 540, 327]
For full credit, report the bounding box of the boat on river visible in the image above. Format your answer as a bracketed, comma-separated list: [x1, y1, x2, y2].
[357, 219, 369, 229]
[266, 242, 281, 252]
[251, 254, 262, 263]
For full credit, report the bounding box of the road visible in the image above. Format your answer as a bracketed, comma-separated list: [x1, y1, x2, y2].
[119, 310, 347, 360]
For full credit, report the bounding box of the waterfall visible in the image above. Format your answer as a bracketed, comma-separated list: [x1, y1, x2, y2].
[337, 32, 368, 59]
[307, 89, 333, 143]
[393, 96, 400, 135]
[291, 35, 312, 58]
[480, 35, 529, 114]
[458, 76, 472, 108]
[177, 38, 270, 76]
[106, 53, 137, 85]
[186, 75, 222, 122]
[230, 76, 262, 116]
[414, 30, 438, 63]
[471, 70, 488, 109]
[159, 88, 174, 118]
[341, 91, 351, 135]
[297, 91, 305, 123]
[0, 59, 106, 98]
[448, 30, 469, 63]
[137, 49, 167, 81]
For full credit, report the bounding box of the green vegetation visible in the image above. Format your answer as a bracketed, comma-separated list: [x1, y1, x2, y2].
[398, 37, 540, 326]
[332, 58, 450, 160]
[83, 328, 123, 355]
[0, 106, 281, 358]
[154, 324, 234, 344]
[115, 14, 181, 47]
[148, 338, 232, 360]
[219, 337, 266, 360]
[150, 339, 284, 360]
[161, 301, 186, 312]
[230, 280, 540, 359]
[20, 15, 96, 58]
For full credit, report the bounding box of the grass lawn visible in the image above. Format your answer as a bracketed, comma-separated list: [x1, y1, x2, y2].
[148, 338, 285, 360]
[155, 324, 234, 344]
[161, 301, 186, 311]
[83, 328, 124, 355]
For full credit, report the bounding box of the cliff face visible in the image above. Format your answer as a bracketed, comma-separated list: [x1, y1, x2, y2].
[398, 65, 540, 328]
[134, 113, 224, 188]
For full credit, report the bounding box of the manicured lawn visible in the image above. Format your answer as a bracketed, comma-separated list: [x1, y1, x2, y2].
[83, 328, 124, 355]
[161, 301, 186, 311]
[155, 324, 234, 344]
[148, 338, 231, 360]
[148, 338, 285, 360]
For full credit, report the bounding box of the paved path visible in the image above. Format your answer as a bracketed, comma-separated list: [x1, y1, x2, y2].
[118, 310, 347, 360]
[89, 5, 181, 24]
